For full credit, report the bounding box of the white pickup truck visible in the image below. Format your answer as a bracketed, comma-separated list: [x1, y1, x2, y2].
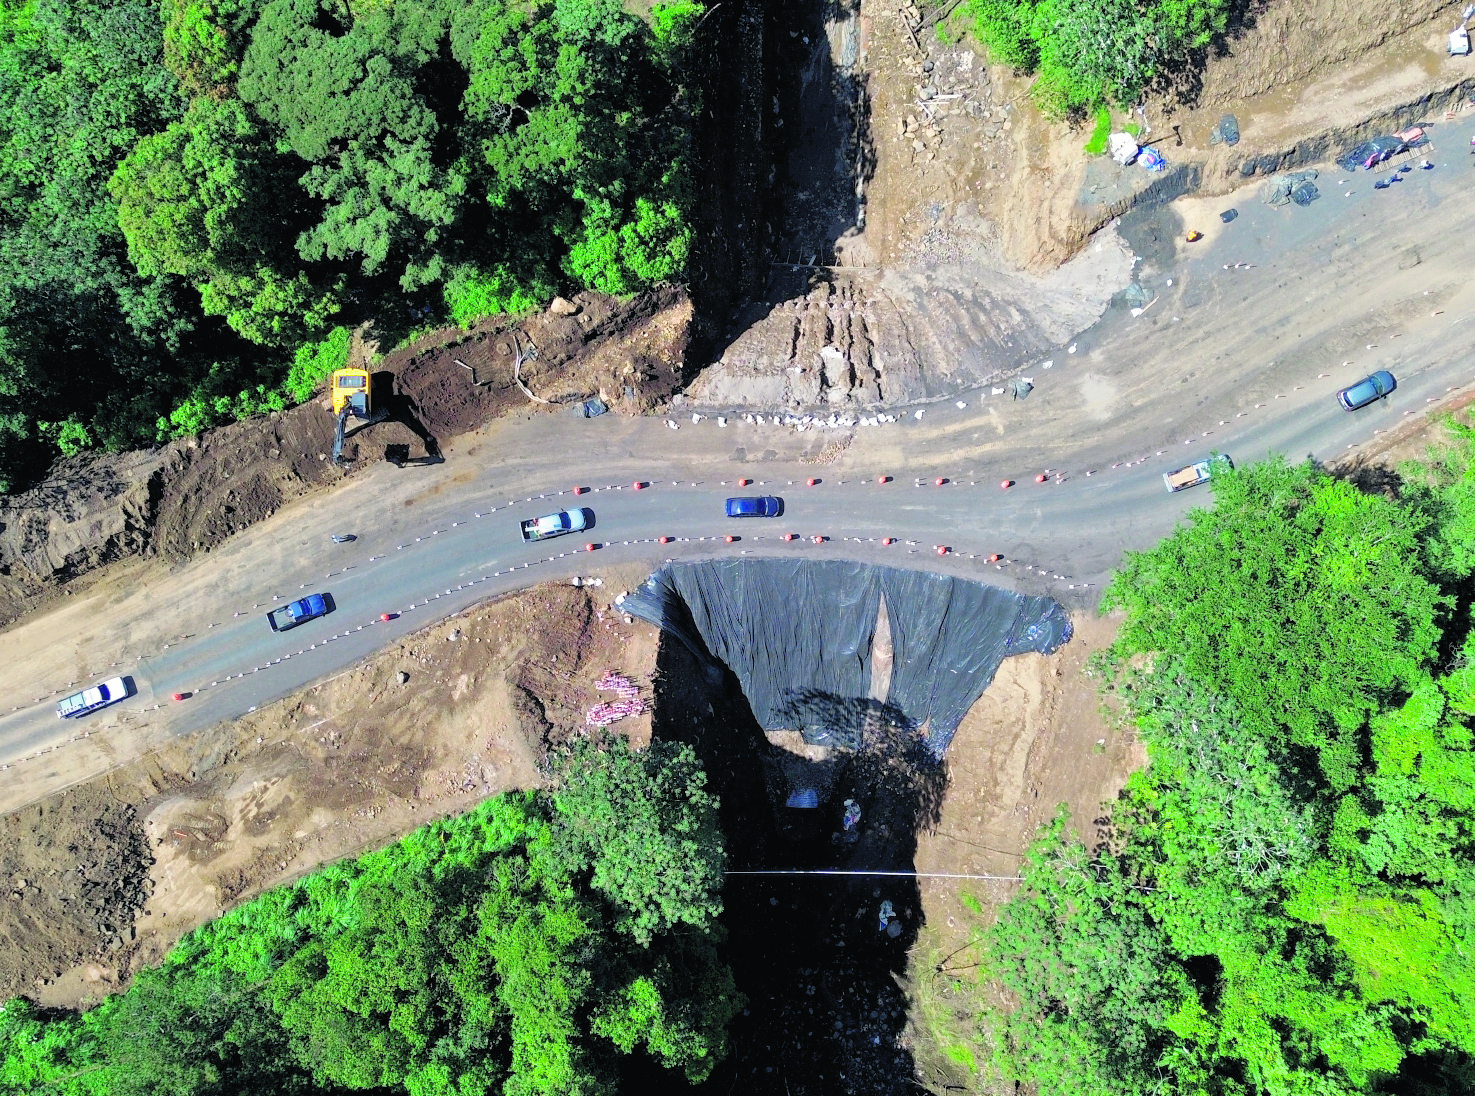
[1164, 453, 1233, 493]
[520, 509, 589, 542]
[56, 676, 134, 719]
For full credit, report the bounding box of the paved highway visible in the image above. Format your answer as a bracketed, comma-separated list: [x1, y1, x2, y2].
[2, 114, 1473, 807]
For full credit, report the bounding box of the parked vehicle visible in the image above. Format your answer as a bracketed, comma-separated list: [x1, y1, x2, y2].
[1338, 370, 1396, 411]
[267, 593, 330, 632]
[57, 677, 134, 719]
[520, 509, 589, 542]
[725, 496, 783, 517]
[1164, 454, 1233, 493]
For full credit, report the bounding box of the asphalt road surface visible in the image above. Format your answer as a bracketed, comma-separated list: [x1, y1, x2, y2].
[3, 118, 1473, 808]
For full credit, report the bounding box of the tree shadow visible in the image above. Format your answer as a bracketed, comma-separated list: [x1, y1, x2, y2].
[650, 632, 942, 1095]
[1323, 452, 1403, 500]
[1150, 0, 1275, 111]
[1387, 1045, 1475, 1094]
[685, 0, 875, 382]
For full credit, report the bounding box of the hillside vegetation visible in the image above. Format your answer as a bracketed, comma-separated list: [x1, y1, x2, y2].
[983, 431, 1475, 1093]
[0, 736, 738, 1096]
[0, 0, 702, 490]
[965, 0, 1231, 113]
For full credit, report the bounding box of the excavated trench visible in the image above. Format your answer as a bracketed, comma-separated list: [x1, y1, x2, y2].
[632, 560, 1071, 1094]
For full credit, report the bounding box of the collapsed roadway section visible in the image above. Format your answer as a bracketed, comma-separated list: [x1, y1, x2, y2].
[623, 558, 1071, 756]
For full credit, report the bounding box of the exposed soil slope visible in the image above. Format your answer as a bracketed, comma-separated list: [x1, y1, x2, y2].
[0, 574, 658, 1009]
[0, 291, 690, 629]
[694, 0, 1473, 419]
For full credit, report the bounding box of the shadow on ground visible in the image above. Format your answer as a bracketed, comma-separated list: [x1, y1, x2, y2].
[688, 0, 875, 375]
[336, 371, 443, 466]
[1328, 451, 1404, 499]
[645, 631, 944, 1095]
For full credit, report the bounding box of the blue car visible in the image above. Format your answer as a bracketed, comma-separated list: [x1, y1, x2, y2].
[725, 496, 783, 518]
[267, 593, 330, 632]
[1338, 370, 1396, 411]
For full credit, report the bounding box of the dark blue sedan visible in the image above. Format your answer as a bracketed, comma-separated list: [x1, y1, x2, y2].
[1337, 370, 1396, 411]
[725, 496, 783, 518]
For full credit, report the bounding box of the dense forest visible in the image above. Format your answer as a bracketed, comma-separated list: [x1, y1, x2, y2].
[0, 0, 1248, 491]
[982, 432, 1475, 1093]
[0, 0, 702, 490]
[0, 736, 738, 1095]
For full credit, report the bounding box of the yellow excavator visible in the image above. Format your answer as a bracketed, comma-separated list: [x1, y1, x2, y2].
[329, 367, 388, 464]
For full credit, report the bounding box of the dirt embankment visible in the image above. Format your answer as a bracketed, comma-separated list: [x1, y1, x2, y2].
[685, 1, 1136, 412]
[981, 0, 1473, 268]
[904, 612, 1135, 1090]
[0, 290, 691, 630]
[685, 0, 1471, 416]
[0, 574, 659, 1008]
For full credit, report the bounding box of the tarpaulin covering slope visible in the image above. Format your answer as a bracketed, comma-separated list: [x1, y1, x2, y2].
[623, 560, 1071, 754]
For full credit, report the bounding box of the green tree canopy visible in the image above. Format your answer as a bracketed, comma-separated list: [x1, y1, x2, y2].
[1103, 456, 1445, 790]
[0, 0, 703, 489]
[965, 0, 1231, 113]
[982, 449, 1475, 1095]
[0, 0, 195, 485]
[238, 0, 465, 289]
[546, 734, 724, 945]
[0, 740, 739, 1096]
[109, 95, 339, 348]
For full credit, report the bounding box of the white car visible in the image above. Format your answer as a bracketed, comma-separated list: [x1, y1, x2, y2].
[520, 508, 591, 542]
[1164, 454, 1233, 493]
[56, 676, 134, 718]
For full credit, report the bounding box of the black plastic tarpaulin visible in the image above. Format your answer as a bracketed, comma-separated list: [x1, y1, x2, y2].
[1336, 135, 1410, 173]
[622, 560, 1071, 755]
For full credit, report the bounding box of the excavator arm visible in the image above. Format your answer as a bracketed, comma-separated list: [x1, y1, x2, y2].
[331, 405, 352, 465]
[332, 404, 391, 466]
